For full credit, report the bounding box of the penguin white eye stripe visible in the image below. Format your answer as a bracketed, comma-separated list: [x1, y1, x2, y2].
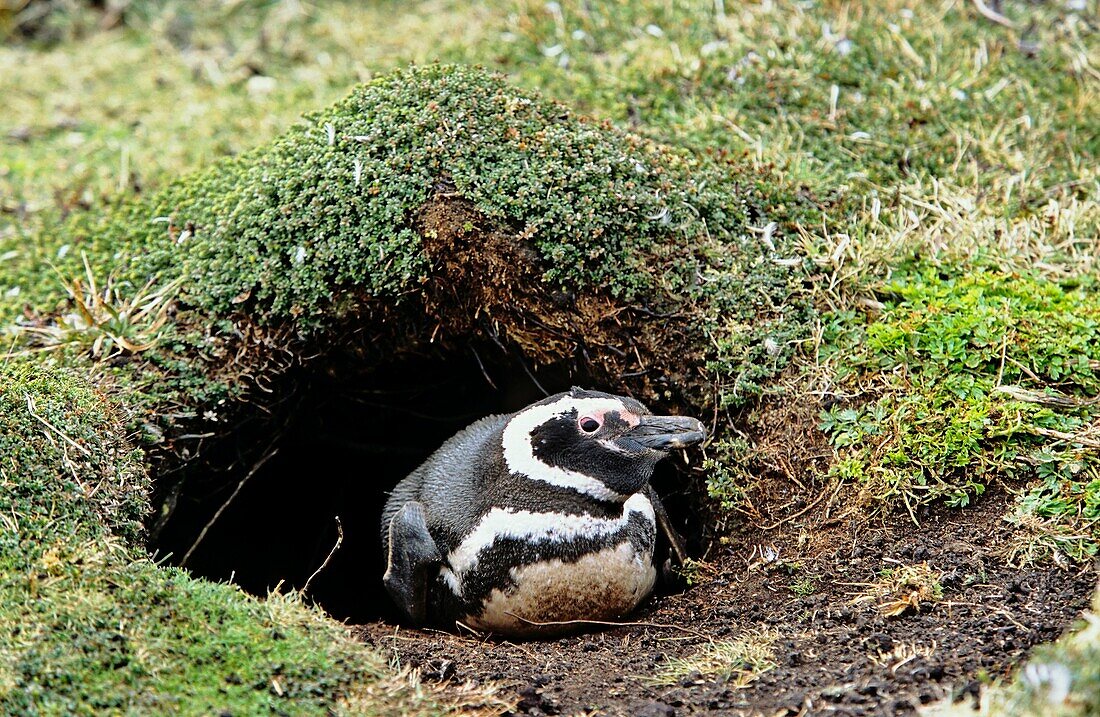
[501, 396, 635, 502]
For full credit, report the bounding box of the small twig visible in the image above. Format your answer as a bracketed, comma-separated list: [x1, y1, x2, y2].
[1043, 178, 1092, 199]
[1027, 426, 1100, 449]
[469, 345, 498, 390]
[504, 613, 713, 641]
[759, 479, 842, 531]
[25, 394, 91, 456]
[303, 516, 344, 594]
[181, 445, 280, 566]
[481, 319, 508, 353]
[627, 304, 680, 320]
[59, 443, 90, 495]
[3, 333, 19, 363]
[454, 620, 483, 638]
[940, 601, 1029, 632]
[971, 0, 1016, 28]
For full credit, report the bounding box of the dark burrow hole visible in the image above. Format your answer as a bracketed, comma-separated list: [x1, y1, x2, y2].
[150, 352, 705, 624]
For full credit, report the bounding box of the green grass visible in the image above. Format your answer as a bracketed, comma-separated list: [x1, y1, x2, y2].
[494, 0, 1098, 192]
[0, 362, 437, 715]
[3, 558, 413, 715]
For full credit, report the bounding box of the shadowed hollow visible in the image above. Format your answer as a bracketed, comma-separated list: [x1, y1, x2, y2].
[150, 355, 700, 624]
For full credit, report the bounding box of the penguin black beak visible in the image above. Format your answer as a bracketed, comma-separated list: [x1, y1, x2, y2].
[626, 415, 707, 451]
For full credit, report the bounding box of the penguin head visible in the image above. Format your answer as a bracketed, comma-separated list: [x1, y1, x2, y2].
[501, 387, 706, 500]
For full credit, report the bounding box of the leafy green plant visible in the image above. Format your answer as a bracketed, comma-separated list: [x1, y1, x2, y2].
[702, 438, 755, 512]
[789, 576, 817, 597]
[819, 270, 1100, 553]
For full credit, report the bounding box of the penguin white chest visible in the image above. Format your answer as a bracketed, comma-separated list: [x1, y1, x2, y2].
[440, 492, 659, 636]
[469, 540, 656, 636]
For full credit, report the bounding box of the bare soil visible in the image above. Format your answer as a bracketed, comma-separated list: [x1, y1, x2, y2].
[356, 488, 1096, 716]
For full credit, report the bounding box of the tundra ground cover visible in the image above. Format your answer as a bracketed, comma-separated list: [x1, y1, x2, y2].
[1, 0, 1097, 713]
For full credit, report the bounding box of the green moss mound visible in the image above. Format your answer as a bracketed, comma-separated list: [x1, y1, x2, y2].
[1, 64, 812, 713]
[51, 64, 794, 320]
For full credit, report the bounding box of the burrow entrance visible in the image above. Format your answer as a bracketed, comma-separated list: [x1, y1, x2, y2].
[149, 351, 704, 624]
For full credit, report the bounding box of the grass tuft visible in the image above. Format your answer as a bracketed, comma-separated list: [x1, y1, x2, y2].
[850, 563, 945, 617]
[650, 630, 780, 687]
[7, 252, 181, 359]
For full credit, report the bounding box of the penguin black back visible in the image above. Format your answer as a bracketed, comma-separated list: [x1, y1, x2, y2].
[380, 413, 505, 556]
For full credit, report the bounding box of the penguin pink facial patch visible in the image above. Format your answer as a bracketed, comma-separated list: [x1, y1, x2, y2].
[577, 408, 640, 433]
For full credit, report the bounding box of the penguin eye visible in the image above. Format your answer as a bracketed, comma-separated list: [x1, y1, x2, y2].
[579, 416, 601, 433]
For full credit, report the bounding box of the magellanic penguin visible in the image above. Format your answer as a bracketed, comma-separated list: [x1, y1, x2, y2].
[381, 387, 706, 637]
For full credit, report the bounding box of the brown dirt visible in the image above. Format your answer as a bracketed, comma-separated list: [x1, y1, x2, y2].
[355, 487, 1096, 716]
[416, 190, 708, 408]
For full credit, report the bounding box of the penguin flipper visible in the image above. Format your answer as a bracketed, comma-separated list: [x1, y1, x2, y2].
[383, 501, 442, 624]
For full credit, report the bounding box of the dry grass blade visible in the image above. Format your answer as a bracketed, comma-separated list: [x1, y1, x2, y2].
[994, 385, 1100, 408]
[1025, 424, 1100, 450]
[302, 516, 344, 595]
[869, 639, 939, 672]
[180, 444, 280, 566]
[850, 563, 944, 617]
[24, 393, 92, 457]
[504, 613, 714, 640]
[971, 0, 1017, 28]
[647, 629, 780, 687]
